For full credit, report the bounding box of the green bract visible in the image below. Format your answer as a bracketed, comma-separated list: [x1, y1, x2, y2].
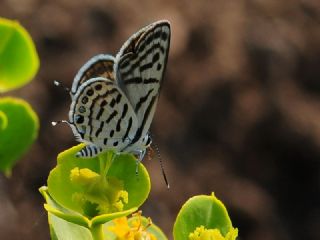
[0, 97, 39, 176]
[40, 187, 93, 240]
[0, 110, 8, 131]
[0, 18, 39, 92]
[173, 193, 238, 240]
[46, 144, 151, 228]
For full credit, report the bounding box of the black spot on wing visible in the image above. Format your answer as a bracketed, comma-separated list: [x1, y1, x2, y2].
[106, 110, 118, 123]
[110, 129, 114, 137]
[75, 115, 84, 124]
[138, 52, 160, 73]
[123, 77, 159, 85]
[120, 44, 165, 78]
[124, 77, 143, 84]
[123, 117, 132, 142]
[161, 31, 168, 41]
[95, 121, 104, 137]
[116, 118, 121, 132]
[82, 97, 88, 104]
[116, 94, 122, 103]
[154, 30, 161, 39]
[152, 52, 160, 63]
[124, 95, 157, 150]
[145, 32, 154, 45]
[137, 41, 146, 53]
[121, 103, 128, 118]
[96, 99, 108, 120]
[95, 84, 102, 90]
[110, 98, 116, 108]
[144, 78, 159, 84]
[79, 106, 86, 113]
[78, 80, 116, 142]
[135, 89, 154, 112]
[139, 62, 153, 72]
[87, 89, 94, 96]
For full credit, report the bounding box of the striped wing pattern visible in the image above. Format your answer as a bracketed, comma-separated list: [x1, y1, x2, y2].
[71, 54, 115, 97]
[115, 21, 170, 142]
[69, 78, 139, 157]
[68, 20, 170, 158]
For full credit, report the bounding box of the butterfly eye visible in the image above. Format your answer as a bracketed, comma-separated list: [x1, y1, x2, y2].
[75, 115, 84, 124]
[142, 134, 152, 146]
[146, 136, 152, 146]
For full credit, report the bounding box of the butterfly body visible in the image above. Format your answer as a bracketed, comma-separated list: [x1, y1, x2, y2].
[66, 20, 170, 159]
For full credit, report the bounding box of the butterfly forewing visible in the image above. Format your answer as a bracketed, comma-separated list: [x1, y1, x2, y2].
[71, 54, 115, 96]
[69, 77, 139, 152]
[115, 20, 170, 141]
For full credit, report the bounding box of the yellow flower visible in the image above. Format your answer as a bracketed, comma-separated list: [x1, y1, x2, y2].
[189, 226, 238, 240]
[70, 167, 100, 187]
[108, 211, 157, 240]
[109, 217, 132, 239]
[70, 167, 128, 217]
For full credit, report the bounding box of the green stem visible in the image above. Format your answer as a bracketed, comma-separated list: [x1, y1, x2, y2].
[100, 151, 115, 184]
[90, 224, 104, 240]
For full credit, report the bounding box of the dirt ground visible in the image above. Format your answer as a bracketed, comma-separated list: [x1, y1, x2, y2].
[0, 0, 320, 239]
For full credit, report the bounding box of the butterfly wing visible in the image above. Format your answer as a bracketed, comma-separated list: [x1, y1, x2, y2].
[71, 54, 115, 97]
[114, 20, 170, 143]
[69, 77, 139, 157]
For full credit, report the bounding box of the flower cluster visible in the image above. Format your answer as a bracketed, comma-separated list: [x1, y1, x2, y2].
[40, 145, 238, 240]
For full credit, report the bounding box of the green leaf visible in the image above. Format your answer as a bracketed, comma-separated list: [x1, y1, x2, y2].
[173, 193, 237, 240]
[0, 110, 8, 131]
[49, 213, 93, 240]
[0, 97, 39, 176]
[0, 17, 39, 92]
[47, 144, 151, 226]
[40, 187, 93, 240]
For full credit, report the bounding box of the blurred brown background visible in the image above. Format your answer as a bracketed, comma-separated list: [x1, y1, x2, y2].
[1, 0, 320, 239]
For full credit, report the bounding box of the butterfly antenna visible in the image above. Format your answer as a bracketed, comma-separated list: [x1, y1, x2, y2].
[153, 139, 170, 189]
[51, 120, 71, 127]
[53, 80, 70, 93]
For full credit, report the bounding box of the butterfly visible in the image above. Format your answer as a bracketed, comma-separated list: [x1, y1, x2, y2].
[54, 20, 170, 160]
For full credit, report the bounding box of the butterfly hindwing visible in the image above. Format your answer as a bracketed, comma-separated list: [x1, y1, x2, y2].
[71, 54, 115, 97]
[115, 20, 170, 141]
[69, 77, 139, 157]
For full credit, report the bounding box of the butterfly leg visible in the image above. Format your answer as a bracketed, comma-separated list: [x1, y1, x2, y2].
[76, 144, 103, 158]
[134, 149, 146, 174]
